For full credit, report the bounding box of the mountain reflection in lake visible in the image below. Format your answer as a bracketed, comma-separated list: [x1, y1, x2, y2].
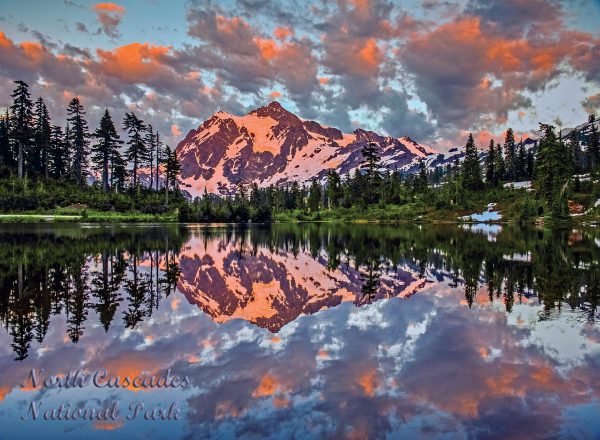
[0, 223, 599, 439]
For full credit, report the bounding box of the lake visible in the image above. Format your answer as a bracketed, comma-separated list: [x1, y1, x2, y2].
[0, 223, 599, 439]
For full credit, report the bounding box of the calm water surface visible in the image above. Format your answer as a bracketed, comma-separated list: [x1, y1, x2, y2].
[0, 223, 599, 439]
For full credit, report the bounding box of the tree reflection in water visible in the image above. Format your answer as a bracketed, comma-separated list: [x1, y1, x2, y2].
[0, 223, 599, 360]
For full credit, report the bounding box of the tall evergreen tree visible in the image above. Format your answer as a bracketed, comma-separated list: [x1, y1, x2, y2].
[145, 124, 155, 190]
[33, 97, 51, 177]
[92, 110, 122, 192]
[164, 145, 180, 205]
[516, 141, 527, 180]
[485, 139, 496, 186]
[49, 125, 69, 178]
[110, 146, 127, 193]
[534, 123, 570, 213]
[66, 97, 90, 185]
[461, 133, 483, 190]
[504, 128, 516, 181]
[155, 131, 161, 191]
[326, 169, 342, 209]
[308, 179, 322, 212]
[0, 110, 10, 167]
[360, 142, 381, 204]
[123, 112, 147, 189]
[414, 159, 428, 193]
[526, 150, 535, 179]
[494, 141, 506, 183]
[9, 80, 33, 179]
[588, 124, 600, 173]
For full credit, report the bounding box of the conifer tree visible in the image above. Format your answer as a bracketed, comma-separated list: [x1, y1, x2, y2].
[10, 80, 33, 179]
[504, 128, 516, 181]
[526, 150, 535, 179]
[516, 142, 527, 180]
[66, 97, 90, 185]
[110, 146, 127, 193]
[494, 141, 505, 183]
[485, 139, 496, 186]
[92, 110, 122, 192]
[0, 110, 10, 167]
[461, 133, 483, 190]
[588, 124, 600, 173]
[414, 159, 428, 193]
[33, 97, 52, 177]
[534, 123, 570, 213]
[123, 112, 147, 189]
[145, 124, 155, 190]
[308, 179, 322, 212]
[326, 170, 342, 209]
[49, 125, 68, 178]
[164, 145, 180, 205]
[155, 132, 161, 191]
[360, 142, 381, 204]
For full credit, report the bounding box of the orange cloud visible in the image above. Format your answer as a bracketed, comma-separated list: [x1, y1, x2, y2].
[269, 91, 281, 98]
[93, 2, 125, 38]
[93, 2, 125, 14]
[319, 77, 330, 85]
[171, 124, 182, 137]
[254, 37, 280, 61]
[274, 27, 292, 41]
[95, 43, 172, 83]
[358, 368, 380, 396]
[357, 38, 382, 72]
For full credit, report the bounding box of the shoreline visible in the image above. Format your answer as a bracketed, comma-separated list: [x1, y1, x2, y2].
[0, 212, 598, 226]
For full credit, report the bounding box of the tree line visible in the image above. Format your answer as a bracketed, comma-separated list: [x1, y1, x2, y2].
[0, 80, 181, 204]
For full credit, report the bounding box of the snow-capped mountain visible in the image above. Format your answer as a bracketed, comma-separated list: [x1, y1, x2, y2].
[176, 101, 439, 196]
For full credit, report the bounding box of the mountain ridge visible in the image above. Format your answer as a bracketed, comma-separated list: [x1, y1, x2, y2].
[176, 101, 440, 196]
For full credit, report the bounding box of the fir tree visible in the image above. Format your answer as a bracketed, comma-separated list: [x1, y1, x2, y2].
[49, 125, 69, 178]
[66, 97, 90, 185]
[504, 128, 516, 181]
[110, 146, 127, 193]
[414, 159, 428, 193]
[485, 139, 496, 186]
[326, 170, 342, 209]
[494, 141, 506, 183]
[145, 124, 155, 190]
[360, 142, 381, 204]
[308, 179, 322, 212]
[516, 141, 527, 180]
[155, 131, 161, 191]
[33, 97, 52, 177]
[164, 145, 180, 205]
[588, 124, 600, 173]
[10, 80, 33, 179]
[123, 112, 147, 189]
[526, 150, 534, 179]
[0, 110, 10, 167]
[92, 110, 122, 192]
[461, 133, 483, 190]
[534, 123, 571, 214]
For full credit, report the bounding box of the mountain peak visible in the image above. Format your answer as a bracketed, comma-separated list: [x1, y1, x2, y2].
[176, 103, 439, 197]
[248, 100, 302, 126]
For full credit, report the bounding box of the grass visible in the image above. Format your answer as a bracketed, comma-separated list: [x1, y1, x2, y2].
[0, 209, 178, 223]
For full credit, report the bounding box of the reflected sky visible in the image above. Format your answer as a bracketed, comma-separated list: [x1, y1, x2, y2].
[0, 224, 599, 439]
